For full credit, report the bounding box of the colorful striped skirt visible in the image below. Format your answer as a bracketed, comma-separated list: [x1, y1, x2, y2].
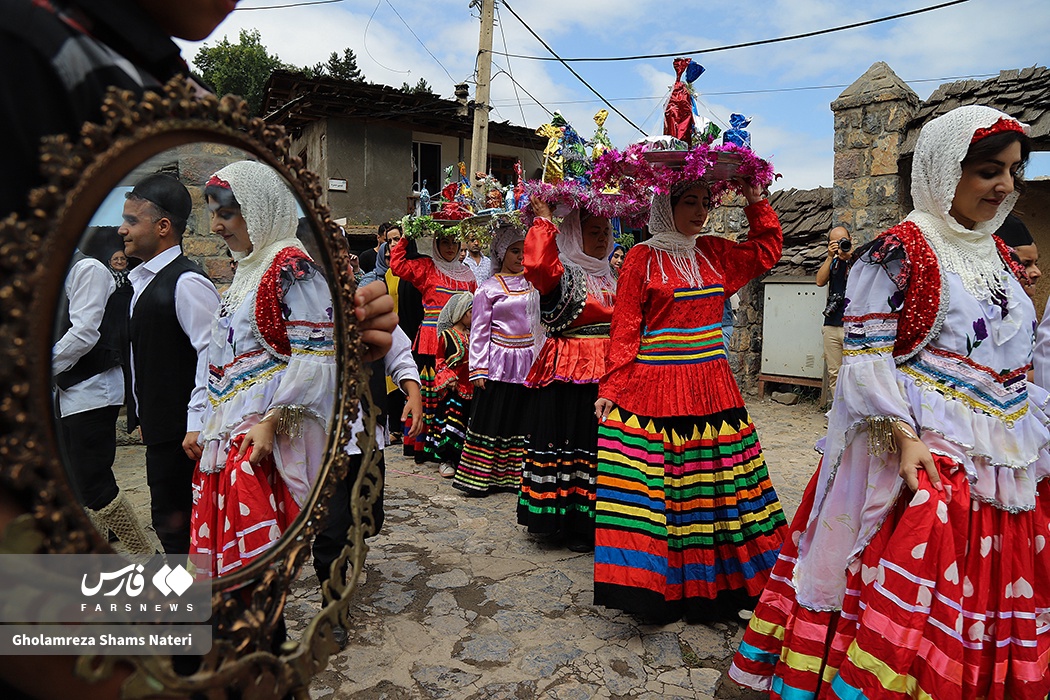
[454, 380, 529, 495]
[437, 390, 471, 467]
[517, 381, 600, 539]
[730, 455, 1050, 699]
[404, 354, 438, 464]
[593, 405, 786, 622]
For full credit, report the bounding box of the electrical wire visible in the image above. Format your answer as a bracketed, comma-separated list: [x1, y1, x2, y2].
[363, 0, 410, 74]
[385, 0, 456, 85]
[499, 0, 647, 136]
[490, 0, 973, 62]
[236, 0, 345, 10]
[494, 4, 528, 126]
[486, 73, 999, 108]
[491, 66, 555, 118]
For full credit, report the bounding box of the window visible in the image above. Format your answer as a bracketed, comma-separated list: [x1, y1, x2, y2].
[412, 142, 442, 203]
[488, 155, 518, 187]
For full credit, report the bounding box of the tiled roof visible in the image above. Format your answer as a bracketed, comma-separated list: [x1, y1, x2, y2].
[767, 187, 834, 276]
[902, 66, 1050, 153]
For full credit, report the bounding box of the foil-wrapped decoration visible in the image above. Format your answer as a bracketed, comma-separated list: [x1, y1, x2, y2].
[591, 109, 613, 161]
[723, 113, 752, 148]
[536, 122, 564, 184]
[664, 57, 696, 144]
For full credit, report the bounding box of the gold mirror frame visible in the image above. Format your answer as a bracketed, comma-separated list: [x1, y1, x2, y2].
[0, 78, 383, 698]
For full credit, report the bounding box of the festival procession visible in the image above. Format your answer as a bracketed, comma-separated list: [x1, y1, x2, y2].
[3, 0, 1050, 698]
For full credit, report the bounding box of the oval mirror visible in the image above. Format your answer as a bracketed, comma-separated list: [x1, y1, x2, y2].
[51, 143, 338, 584]
[0, 80, 381, 698]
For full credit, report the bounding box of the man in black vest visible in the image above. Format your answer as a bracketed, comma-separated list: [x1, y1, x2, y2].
[54, 248, 153, 556]
[122, 173, 220, 558]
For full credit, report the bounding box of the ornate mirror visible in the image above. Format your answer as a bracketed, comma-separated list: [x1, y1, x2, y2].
[0, 79, 383, 698]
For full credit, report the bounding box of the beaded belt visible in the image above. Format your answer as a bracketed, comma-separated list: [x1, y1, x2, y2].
[559, 323, 611, 339]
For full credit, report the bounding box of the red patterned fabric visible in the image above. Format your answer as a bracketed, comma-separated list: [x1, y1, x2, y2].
[435, 327, 474, 400]
[600, 200, 782, 417]
[254, 247, 313, 360]
[730, 456, 1050, 699]
[189, 437, 301, 579]
[523, 217, 614, 386]
[390, 238, 476, 355]
[875, 222, 1026, 362]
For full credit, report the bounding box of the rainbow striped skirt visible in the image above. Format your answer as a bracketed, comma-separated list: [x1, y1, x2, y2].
[593, 405, 787, 622]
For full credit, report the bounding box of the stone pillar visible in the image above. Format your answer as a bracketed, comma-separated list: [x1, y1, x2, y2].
[831, 62, 919, 244]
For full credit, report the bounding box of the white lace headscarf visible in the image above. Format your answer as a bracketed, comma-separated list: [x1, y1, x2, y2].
[210, 161, 307, 311]
[906, 105, 1029, 302]
[641, 181, 715, 288]
[488, 223, 526, 274]
[555, 208, 616, 305]
[414, 232, 475, 283]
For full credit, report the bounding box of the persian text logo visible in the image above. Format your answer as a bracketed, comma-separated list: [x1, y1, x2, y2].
[82, 564, 146, 597]
[80, 563, 194, 598]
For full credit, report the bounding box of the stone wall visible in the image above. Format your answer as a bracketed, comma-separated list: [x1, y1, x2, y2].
[830, 62, 919, 244]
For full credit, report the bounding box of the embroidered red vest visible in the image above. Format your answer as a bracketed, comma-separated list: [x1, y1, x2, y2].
[881, 221, 1026, 363]
[254, 247, 314, 361]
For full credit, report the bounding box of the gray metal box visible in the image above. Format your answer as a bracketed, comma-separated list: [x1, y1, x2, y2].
[761, 276, 826, 380]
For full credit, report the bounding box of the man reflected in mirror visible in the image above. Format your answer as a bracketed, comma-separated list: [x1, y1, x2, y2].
[121, 173, 220, 558]
[53, 248, 154, 557]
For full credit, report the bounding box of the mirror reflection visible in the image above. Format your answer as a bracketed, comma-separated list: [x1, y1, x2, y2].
[52, 144, 336, 580]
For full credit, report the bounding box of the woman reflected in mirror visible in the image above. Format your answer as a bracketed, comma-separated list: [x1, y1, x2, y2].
[189, 161, 337, 579]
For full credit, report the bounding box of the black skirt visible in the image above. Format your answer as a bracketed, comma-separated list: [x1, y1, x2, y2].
[516, 381, 599, 539]
[453, 380, 529, 495]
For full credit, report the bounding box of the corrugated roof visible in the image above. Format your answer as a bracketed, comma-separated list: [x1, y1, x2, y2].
[261, 70, 546, 149]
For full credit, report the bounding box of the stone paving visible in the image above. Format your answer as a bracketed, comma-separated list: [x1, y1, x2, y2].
[285, 396, 828, 699]
[107, 396, 827, 698]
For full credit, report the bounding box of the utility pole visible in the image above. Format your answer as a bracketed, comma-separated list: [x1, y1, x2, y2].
[469, 0, 495, 184]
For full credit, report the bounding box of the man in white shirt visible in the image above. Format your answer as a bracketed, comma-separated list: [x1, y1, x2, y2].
[53, 249, 152, 555]
[464, 234, 492, 283]
[121, 173, 220, 557]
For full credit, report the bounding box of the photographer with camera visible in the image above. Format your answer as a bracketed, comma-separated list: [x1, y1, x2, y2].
[816, 226, 855, 402]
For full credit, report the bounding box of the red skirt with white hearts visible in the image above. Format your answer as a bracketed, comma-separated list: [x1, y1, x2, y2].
[189, 436, 301, 579]
[730, 454, 1050, 699]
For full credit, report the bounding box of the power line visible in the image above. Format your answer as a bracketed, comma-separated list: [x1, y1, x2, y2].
[490, 0, 973, 62]
[385, 0, 456, 85]
[236, 0, 344, 10]
[363, 0, 409, 74]
[499, 0, 647, 136]
[491, 66, 555, 118]
[494, 4, 528, 127]
[487, 73, 999, 107]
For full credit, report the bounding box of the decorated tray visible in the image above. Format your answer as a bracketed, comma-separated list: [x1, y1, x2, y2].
[642, 149, 745, 180]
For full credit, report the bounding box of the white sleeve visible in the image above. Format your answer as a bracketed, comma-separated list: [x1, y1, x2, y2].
[384, 326, 420, 390]
[174, 273, 220, 432]
[1034, 296, 1050, 391]
[52, 259, 115, 376]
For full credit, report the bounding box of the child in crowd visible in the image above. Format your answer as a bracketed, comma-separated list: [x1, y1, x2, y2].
[433, 293, 474, 478]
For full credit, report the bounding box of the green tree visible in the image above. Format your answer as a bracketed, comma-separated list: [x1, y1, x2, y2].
[308, 48, 365, 82]
[400, 78, 434, 95]
[192, 29, 288, 115]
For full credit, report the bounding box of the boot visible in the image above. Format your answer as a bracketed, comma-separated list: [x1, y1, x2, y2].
[88, 491, 154, 559]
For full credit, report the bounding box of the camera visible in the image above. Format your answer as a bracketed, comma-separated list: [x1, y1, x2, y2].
[823, 293, 845, 318]
[838, 238, 852, 253]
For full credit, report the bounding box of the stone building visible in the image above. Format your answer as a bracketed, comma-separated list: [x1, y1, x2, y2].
[725, 62, 1050, 392]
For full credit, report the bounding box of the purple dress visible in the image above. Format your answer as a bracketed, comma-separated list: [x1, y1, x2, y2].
[452, 274, 540, 494]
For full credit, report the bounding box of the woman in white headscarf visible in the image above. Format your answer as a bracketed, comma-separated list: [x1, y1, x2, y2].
[189, 160, 336, 579]
[593, 174, 787, 624]
[517, 200, 617, 552]
[731, 106, 1050, 698]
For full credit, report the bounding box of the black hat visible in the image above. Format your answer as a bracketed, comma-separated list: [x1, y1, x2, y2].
[126, 173, 192, 223]
[996, 213, 1033, 248]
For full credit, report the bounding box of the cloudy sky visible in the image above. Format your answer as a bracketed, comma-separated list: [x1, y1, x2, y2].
[179, 0, 1050, 192]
